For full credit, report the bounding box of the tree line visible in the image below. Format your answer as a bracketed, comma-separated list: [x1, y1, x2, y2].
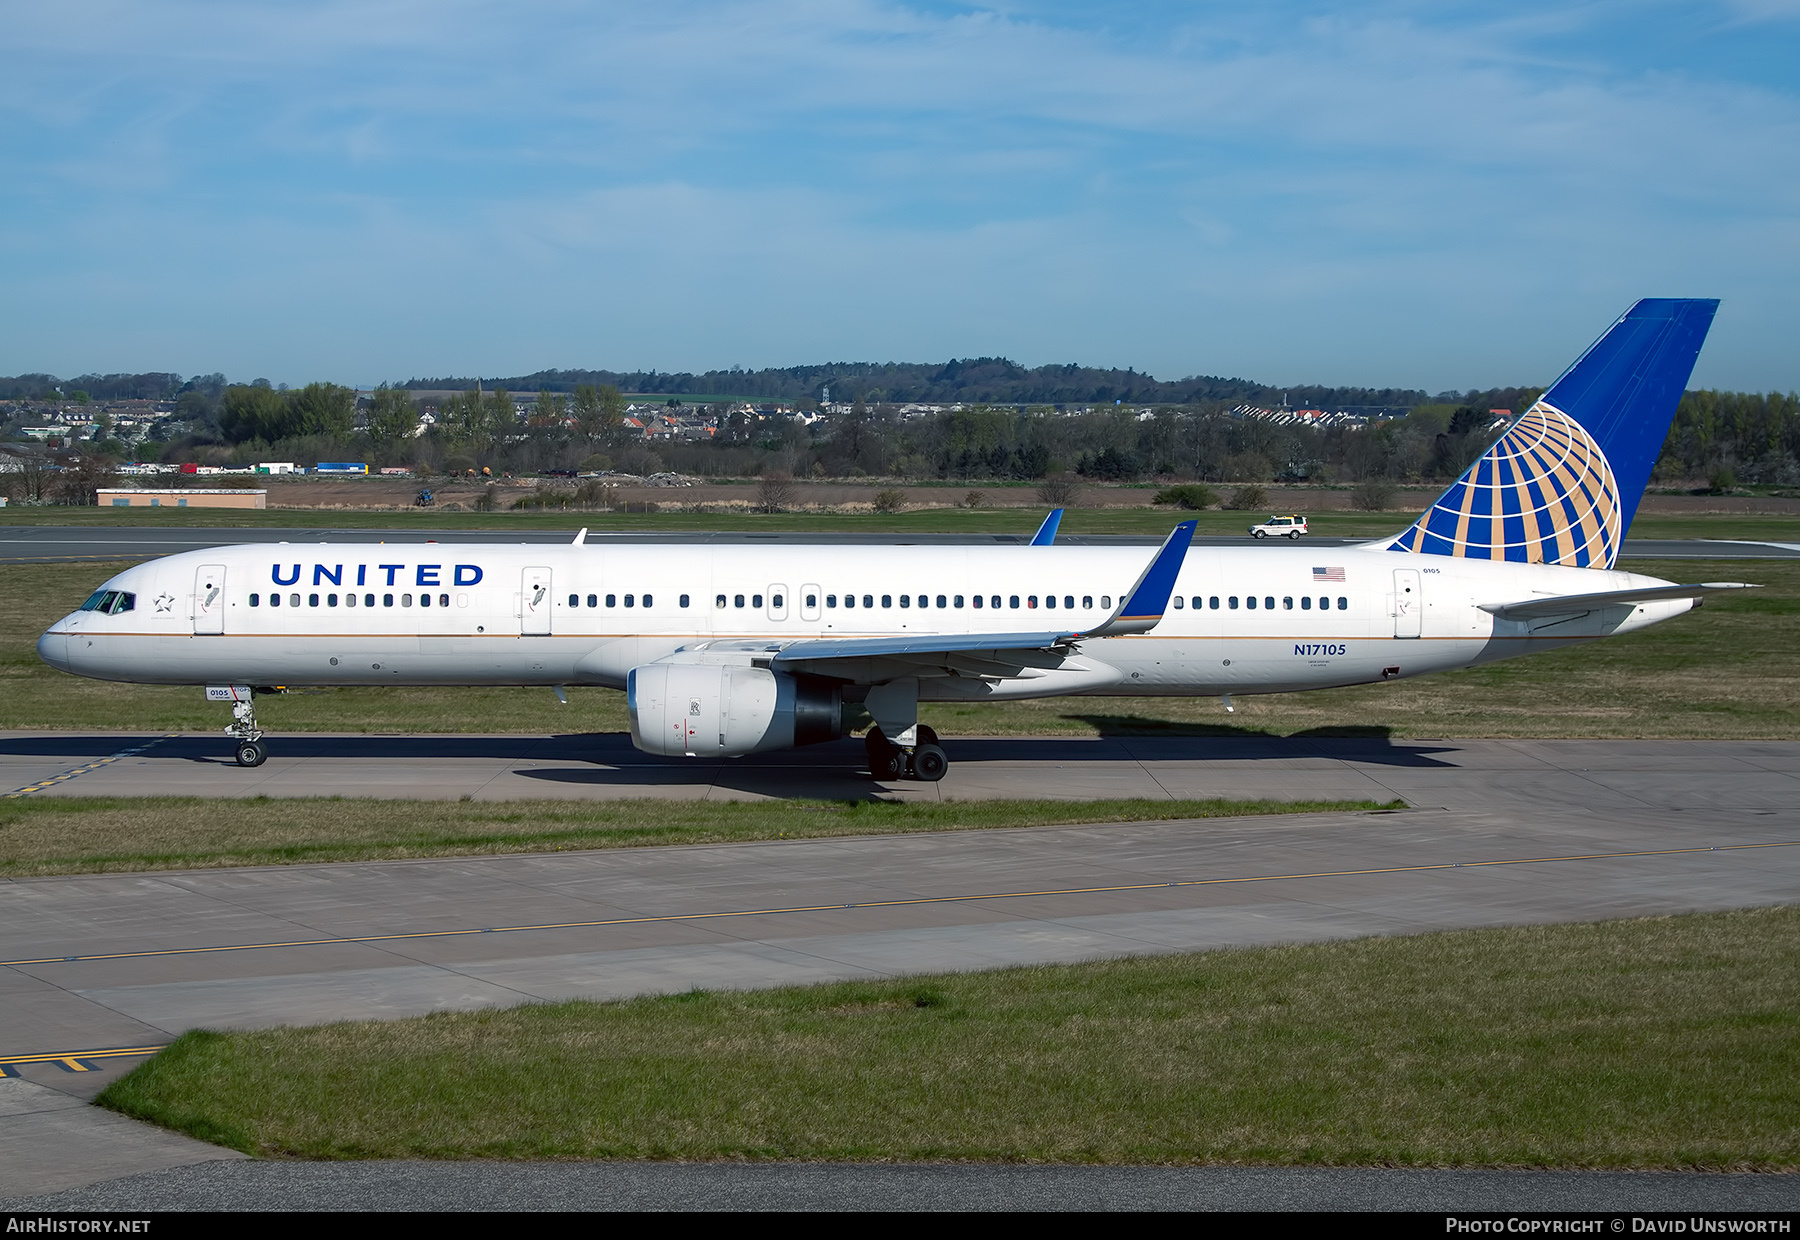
[7, 369, 1797, 493]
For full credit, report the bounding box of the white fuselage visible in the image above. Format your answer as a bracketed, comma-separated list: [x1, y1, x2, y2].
[39, 540, 1695, 699]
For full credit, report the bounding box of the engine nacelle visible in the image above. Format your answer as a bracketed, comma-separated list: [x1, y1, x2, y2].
[627, 663, 842, 757]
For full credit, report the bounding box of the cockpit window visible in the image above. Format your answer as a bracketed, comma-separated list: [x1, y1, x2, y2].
[79, 590, 135, 614]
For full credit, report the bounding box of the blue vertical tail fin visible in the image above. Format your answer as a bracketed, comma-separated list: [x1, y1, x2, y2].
[1387, 298, 1717, 569]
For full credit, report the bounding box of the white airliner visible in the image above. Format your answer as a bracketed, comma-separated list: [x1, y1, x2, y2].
[40, 299, 1752, 779]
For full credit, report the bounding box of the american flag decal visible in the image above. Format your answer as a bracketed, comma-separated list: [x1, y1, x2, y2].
[1312, 566, 1345, 582]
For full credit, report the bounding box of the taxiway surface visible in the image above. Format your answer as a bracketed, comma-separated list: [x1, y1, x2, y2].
[4, 735, 1797, 1201]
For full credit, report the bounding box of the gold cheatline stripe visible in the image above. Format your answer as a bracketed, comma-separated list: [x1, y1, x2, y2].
[5, 840, 1793, 969]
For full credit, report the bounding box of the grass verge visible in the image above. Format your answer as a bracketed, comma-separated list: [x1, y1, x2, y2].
[6, 558, 1795, 737]
[99, 906, 1800, 1167]
[3, 503, 1797, 542]
[0, 795, 1395, 877]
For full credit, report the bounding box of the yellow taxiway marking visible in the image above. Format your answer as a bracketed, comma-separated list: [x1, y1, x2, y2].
[2, 735, 179, 800]
[5, 840, 1795, 969]
[0, 1045, 167, 1076]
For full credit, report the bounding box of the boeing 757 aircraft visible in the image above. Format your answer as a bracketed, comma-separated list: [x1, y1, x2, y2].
[40, 299, 1752, 780]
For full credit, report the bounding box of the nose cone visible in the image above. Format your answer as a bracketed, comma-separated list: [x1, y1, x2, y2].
[37, 624, 72, 673]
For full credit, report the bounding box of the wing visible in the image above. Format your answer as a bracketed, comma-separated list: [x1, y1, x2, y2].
[682, 520, 1197, 685]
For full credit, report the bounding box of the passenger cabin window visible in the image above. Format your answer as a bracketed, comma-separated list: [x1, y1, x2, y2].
[881, 595, 892, 608]
[1246, 596, 1256, 609]
[843, 595, 855, 609]
[1229, 596, 1239, 609]
[250, 593, 260, 607]
[588, 594, 598, 608]
[827, 595, 838, 608]
[716, 594, 727, 608]
[419, 594, 430, 608]
[346, 593, 357, 608]
[735, 595, 745, 608]
[953, 595, 963, 608]
[863, 595, 874, 608]
[679, 594, 690, 608]
[1283, 597, 1293, 609]
[1301, 597, 1312, 609]
[753, 594, 763, 608]
[568, 594, 579, 608]
[401, 593, 413, 607]
[625, 594, 635, 607]
[366, 593, 376, 607]
[972, 596, 982, 608]
[1173, 597, 1183, 609]
[329, 593, 339, 607]
[1338, 596, 1348, 609]
[1101, 596, 1111, 609]
[383, 594, 393, 607]
[1265, 596, 1275, 609]
[643, 594, 653, 608]
[1009, 595, 1020, 609]
[1084, 596, 1094, 609]
[607, 594, 617, 608]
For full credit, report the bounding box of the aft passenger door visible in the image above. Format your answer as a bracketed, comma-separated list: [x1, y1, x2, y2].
[1393, 568, 1422, 639]
[193, 564, 226, 635]
[521, 566, 552, 636]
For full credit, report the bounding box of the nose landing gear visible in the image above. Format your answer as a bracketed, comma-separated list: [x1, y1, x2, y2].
[209, 684, 269, 767]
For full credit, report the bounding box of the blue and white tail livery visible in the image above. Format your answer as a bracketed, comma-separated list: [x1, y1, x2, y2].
[1387, 298, 1718, 569]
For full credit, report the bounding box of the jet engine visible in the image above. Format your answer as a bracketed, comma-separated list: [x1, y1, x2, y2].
[627, 663, 842, 757]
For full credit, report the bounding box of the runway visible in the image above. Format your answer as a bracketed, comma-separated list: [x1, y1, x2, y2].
[3, 524, 1798, 563]
[4, 734, 1798, 1201]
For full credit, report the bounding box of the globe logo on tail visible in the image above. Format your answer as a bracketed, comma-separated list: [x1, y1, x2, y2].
[1387, 401, 1622, 568]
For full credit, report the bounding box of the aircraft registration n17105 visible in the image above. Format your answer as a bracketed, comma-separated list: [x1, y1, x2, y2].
[39, 299, 1756, 780]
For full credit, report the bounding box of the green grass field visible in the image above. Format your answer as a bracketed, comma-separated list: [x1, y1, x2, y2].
[5, 557, 1795, 739]
[99, 905, 1800, 1167]
[0, 795, 1395, 877]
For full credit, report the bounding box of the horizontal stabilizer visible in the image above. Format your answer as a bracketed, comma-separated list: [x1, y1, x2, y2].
[1480, 581, 1758, 621]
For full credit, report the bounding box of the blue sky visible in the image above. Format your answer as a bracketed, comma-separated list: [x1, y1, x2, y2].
[3, 1, 1796, 391]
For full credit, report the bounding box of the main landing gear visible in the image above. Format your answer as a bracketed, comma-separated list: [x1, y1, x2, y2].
[864, 725, 949, 783]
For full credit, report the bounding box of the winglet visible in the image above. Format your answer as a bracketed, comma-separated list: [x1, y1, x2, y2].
[1083, 520, 1196, 637]
[1030, 509, 1064, 546]
[572, 528, 588, 546]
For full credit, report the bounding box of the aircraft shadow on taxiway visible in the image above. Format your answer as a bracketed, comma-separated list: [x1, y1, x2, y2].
[0, 730, 1461, 777]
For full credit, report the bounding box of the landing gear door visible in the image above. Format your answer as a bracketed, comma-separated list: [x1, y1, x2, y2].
[522, 566, 553, 636]
[1393, 568, 1422, 639]
[193, 564, 226, 635]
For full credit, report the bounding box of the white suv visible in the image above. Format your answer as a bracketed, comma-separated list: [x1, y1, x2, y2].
[1249, 514, 1307, 539]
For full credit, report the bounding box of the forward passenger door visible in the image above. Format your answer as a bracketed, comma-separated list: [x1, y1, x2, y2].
[193, 565, 226, 635]
[521, 566, 553, 636]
